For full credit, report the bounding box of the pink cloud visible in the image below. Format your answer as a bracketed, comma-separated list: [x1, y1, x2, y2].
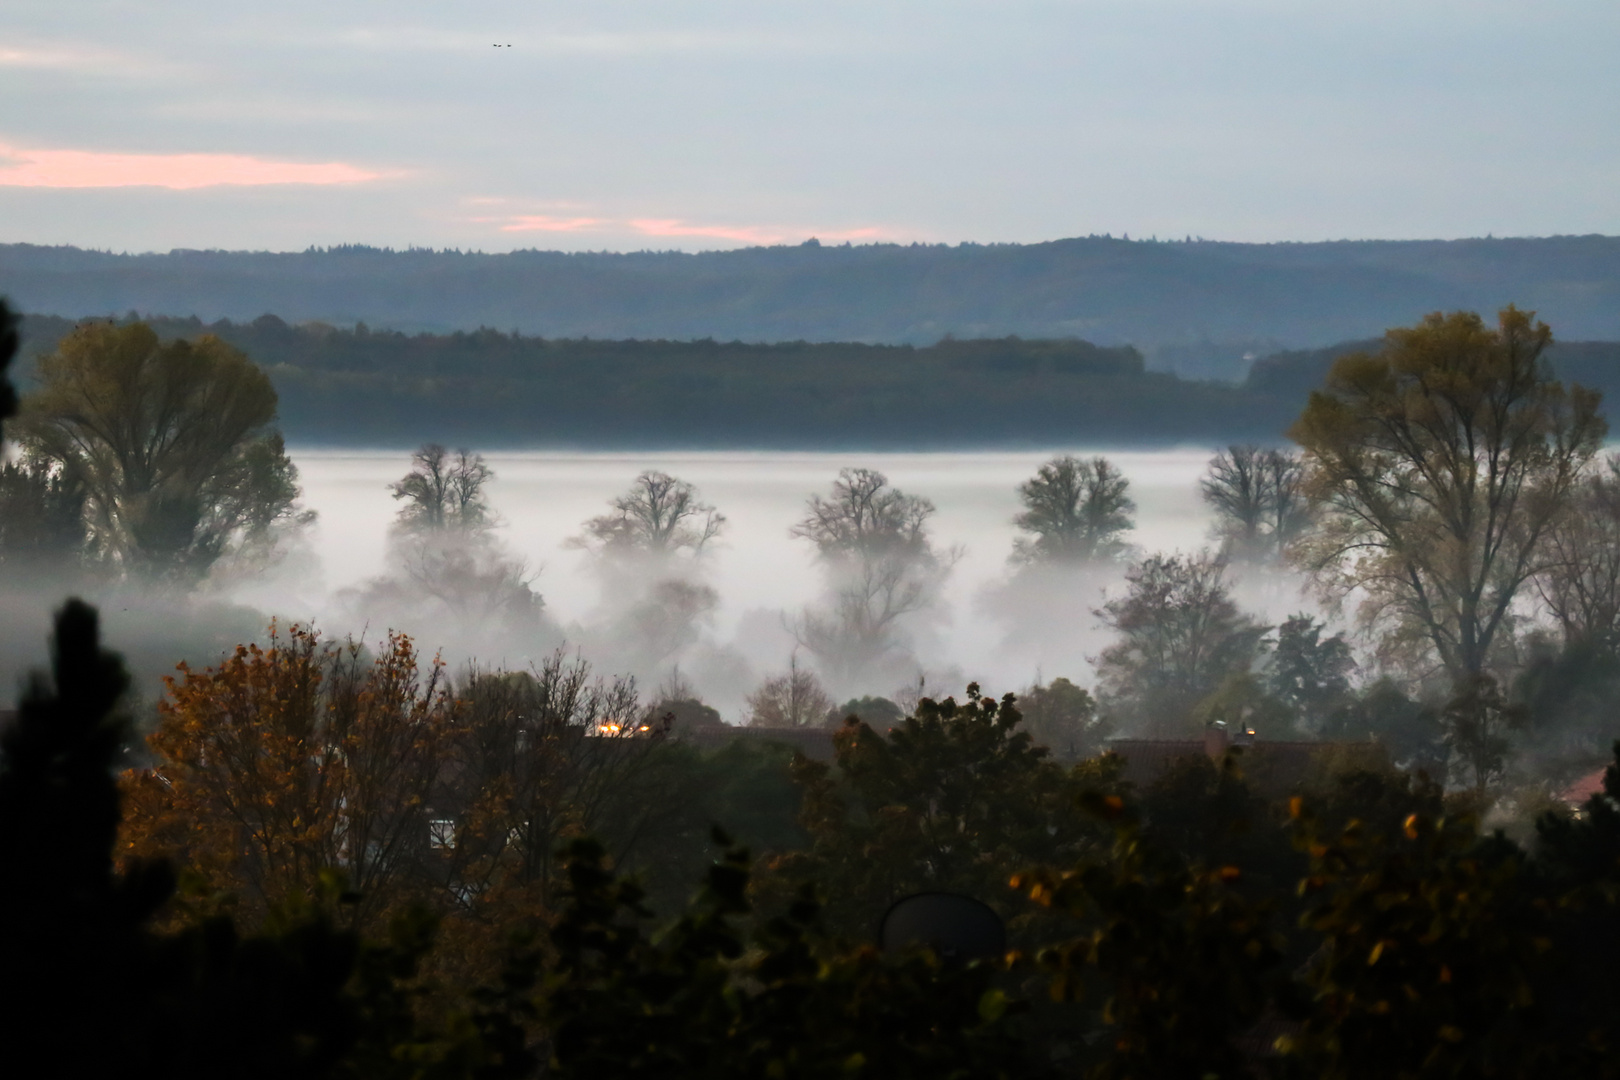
[0, 142, 382, 189]
[496, 214, 605, 233]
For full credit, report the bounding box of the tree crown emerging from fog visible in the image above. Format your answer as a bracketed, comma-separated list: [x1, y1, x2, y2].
[793, 467, 933, 561]
[1200, 445, 1310, 564]
[790, 469, 957, 685]
[391, 443, 496, 535]
[576, 470, 724, 559]
[1011, 454, 1135, 564]
[1291, 306, 1606, 681]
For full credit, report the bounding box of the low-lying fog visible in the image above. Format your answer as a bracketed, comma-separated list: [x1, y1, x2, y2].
[3, 449, 1320, 722]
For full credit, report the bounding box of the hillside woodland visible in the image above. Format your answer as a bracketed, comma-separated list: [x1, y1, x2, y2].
[6, 235, 1620, 375]
[12, 311, 1620, 447]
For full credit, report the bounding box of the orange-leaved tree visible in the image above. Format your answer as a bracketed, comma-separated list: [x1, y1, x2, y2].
[122, 625, 455, 933]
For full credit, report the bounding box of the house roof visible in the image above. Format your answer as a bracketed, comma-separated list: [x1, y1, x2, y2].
[1561, 767, 1610, 807]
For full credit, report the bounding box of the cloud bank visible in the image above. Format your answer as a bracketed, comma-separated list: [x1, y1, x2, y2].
[0, 143, 384, 190]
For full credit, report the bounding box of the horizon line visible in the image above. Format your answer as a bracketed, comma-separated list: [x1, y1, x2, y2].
[2, 231, 1617, 260]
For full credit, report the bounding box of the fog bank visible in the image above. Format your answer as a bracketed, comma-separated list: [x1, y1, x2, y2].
[3, 448, 1325, 721]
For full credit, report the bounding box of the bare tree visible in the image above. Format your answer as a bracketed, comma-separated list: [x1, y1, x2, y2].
[357, 444, 544, 646]
[746, 653, 835, 728]
[1011, 455, 1135, 564]
[391, 443, 496, 535]
[575, 471, 724, 558]
[1200, 445, 1309, 563]
[790, 468, 959, 685]
[572, 472, 726, 680]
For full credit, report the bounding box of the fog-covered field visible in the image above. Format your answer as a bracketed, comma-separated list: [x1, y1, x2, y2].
[3, 448, 1320, 720]
[296, 448, 1218, 642]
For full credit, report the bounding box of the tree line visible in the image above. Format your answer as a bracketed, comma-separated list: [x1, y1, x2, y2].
[0, 312, 1354, 447]
[16, 309, 1620, 450]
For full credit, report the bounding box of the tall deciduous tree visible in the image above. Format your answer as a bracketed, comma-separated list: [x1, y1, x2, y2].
[575, 470, 724, 559]
[1011, 454, 1135, 564]
[570, 471, 724, 679]
[18, 321, 312, 578]
[368, 443, 544, 640]
[1291, 307, 1605, 681]
[1095, 553, 1268, 735]
[791, 468, 957, 685]
[1200, 444, 1310, 563]
[390, 443, 496, 535]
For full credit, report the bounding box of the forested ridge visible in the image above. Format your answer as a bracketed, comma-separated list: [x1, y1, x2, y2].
[15, 312, 1620, 447]
[5, 234, 1620, 376]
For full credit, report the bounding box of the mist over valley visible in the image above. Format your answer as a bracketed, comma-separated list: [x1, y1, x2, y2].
[0, 447, 1237, 727]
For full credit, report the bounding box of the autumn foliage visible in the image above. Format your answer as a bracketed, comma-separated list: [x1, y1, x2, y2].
[122, 626, 454, 931]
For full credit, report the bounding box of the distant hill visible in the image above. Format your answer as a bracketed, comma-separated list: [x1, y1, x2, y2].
[14, 313, 1618, 450]
[4, 234, 1620, 380]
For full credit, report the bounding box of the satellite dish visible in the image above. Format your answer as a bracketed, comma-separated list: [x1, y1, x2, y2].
[880, 892, 1005, 962]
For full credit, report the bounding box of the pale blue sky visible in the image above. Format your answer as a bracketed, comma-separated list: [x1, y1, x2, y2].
[3, 0, 1617, 252]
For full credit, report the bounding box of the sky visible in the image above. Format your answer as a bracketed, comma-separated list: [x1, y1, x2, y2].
[2, 0, 1617, 253]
